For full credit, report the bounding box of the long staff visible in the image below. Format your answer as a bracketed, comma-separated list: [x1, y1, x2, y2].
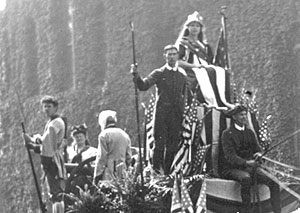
[262, 128, 300, 156]
[21, 123, 47, 213]
[14, 86, 46, 213]
[129, 21, 144, 188]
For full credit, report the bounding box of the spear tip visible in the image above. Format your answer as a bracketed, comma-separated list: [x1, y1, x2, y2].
[129, 21, 134, 30]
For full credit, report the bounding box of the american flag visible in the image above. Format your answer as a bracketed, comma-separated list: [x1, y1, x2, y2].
[258, 115, 272, 151]
[144, 94, 156, 162]
[170, 98, 199, 175]
[193, 65, 233, 109]
[213, 27, 228, 69]
[189, 144, 211, 175]
[171, 174, 182, 213]
[195, 179, 207, 213]
[171, 173, 195, 213]
[238, 86, 258, 113]
[180, 175, 195, 213]
[192, 12, 232, 110]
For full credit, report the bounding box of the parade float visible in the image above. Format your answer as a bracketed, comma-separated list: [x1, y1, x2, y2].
[60, 10, 300, 213]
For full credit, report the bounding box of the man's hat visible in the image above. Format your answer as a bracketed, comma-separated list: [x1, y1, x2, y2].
[71, 124, 87, 136]
[184, 11, 203, 27]
[225, 105, 248, 118]
[163, 44, 178, 53]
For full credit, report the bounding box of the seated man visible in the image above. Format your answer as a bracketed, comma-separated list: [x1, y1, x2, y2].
[220, 105, 281, 213]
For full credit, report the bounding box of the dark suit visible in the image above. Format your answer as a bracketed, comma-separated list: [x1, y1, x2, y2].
[221, 124, 281, 213]
[136, 64, 187, 174]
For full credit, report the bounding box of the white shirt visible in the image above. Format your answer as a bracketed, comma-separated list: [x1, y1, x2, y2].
[165, 63, 187, 76]
[234, 123, 245, 131]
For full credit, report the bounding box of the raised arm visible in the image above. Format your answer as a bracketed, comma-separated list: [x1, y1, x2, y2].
[130, 64, 161, 91]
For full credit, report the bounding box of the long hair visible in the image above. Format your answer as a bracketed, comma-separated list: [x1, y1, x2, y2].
[175, 23, 207, 49]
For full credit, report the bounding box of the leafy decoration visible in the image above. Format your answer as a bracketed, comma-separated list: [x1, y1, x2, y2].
[65, 166, 204, 213]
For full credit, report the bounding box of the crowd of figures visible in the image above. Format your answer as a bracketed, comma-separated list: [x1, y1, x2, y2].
[21, 11, 285, 213]
[23, 96, 134, 212]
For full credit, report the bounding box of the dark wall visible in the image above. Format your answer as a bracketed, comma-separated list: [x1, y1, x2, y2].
[0, 0, 299, 211]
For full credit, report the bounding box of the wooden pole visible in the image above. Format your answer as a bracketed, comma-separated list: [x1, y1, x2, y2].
[129, 21, 144, 188]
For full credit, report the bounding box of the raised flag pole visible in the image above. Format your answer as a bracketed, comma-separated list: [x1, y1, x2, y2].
[220, 6, 230, 71]
[129, 21, 145, 189]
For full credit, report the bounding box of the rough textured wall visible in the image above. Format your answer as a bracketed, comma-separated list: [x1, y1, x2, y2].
[0, 0, 299, 211]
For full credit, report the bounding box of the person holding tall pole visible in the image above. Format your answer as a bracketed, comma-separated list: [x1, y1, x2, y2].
[220, 105, 281, 213]
[130, 44, 188, 175]
[23, 95, 67, 213]
[15, 84, 47, 213]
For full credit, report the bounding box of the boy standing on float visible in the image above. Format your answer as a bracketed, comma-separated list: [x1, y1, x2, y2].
[23, 95, 67, 213]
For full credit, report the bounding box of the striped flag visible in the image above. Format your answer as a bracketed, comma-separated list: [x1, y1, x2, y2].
[193, 66, 234, 109]
[213, 27, 227, 68]
[144, 94, 156, 162]
[181, 175, 194, 213]
[213, 13, 230, 70]
[195, 179, 207, 213]
[191, 14, 232, 110]
[189, 16, 233, 174]
[171, 174, 195, 213]
[171, 174, 182, 213]
[192, 105, 230, 175]
[170, 98, 199, 175]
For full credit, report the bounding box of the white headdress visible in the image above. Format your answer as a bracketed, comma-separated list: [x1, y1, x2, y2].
[98, 110, 117, 130]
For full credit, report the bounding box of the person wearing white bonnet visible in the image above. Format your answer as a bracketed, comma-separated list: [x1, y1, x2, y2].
[98, 110, 117, 131]
[94, 110, 132, 182]
[175, 11, 213, 66]
[175, 11, 236, 110]
[184, 11, 204, 27]
[175, 11, 213, 94]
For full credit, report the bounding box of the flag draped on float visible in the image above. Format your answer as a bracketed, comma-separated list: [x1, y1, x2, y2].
[170, 11, 234, 176]
[170, 98, 199, 175]
[195, 12, 232, 174]
[193, 12, 232, 110]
